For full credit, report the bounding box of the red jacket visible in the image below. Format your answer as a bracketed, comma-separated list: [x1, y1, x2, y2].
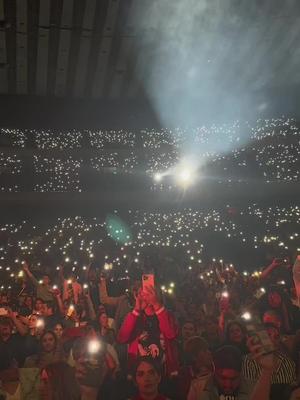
[117, 307, 180, 377]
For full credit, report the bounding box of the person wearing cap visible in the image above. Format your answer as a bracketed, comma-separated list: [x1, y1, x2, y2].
[199, 345, 248, 400]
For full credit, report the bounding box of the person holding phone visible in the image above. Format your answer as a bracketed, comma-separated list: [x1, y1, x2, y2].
[117, 276, 179, 380]
[241, 323, 296, 400]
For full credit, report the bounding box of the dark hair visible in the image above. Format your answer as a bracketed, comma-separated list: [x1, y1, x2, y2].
[40, 330, 57, 352]
[41, 362, 81, 400]
[225, 320, 246, 343]
[213, 345, 242, 371]
[184, 336, 209, 364]
[133, 357, 162, 379]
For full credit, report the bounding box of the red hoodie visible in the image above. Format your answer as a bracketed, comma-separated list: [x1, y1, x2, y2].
[117, 307, 179, 377]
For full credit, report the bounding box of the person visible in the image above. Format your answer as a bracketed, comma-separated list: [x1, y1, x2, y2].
[199, 345, 248, 400]
[40, 361, 81, 400]
[242, 323, 296, 400]
[201, 316, 222, 351]
[23, 262, 54, 303]
[0, 312, 28, 370]
[128, 357, 170, 400]
[99, 311, 116, 346]
[24, 330, 64, 368]
[178, 336, 213, 400]
[53, 322, 64, 339]
[224, 321, 248, 355]
[117, 286, 179, 378]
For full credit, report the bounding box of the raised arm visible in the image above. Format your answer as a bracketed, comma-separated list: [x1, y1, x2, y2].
[260, 258, 283, 280]
[22, 262, 39, 287]
[7, 308, 28, 336]
[99, 278, 122, 307]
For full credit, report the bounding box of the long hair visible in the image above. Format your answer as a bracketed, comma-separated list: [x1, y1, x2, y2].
[41, 362, 81, 400]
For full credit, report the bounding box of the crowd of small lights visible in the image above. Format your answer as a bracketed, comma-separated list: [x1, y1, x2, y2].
[33, 155, 82, 192]
[0, 205, 299, 289]
[0, 117, 299, 192]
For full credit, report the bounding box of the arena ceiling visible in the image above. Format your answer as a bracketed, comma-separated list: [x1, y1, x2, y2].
[0, 0, 300, 103]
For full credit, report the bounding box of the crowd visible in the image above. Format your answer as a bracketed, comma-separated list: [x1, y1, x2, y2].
[0, 214, 300, 399]
[0, 117, 300, 192]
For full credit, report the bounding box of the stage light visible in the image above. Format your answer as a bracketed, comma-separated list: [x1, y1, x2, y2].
[177, 168, 193, 185]
[154, 173, 162, 182]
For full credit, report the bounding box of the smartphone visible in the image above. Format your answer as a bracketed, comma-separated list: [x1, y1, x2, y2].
[0, 307, 8, 316]
[142, 274, 155, 291]
[254, 287, 266, 299]
[244, 320, 274, 355]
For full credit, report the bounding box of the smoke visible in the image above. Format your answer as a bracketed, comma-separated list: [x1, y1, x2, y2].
[132, 0, 300, 161]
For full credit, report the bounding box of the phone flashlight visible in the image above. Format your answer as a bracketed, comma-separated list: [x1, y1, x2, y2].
[88, 339, 101, 354]
[241, 312, 252, 321]
[222, 291, 229, 298]
[36, 319, 45, 328]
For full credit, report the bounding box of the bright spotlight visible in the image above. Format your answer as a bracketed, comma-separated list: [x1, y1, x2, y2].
[177, 167, 194, 186]
[154, 173, 162, 182]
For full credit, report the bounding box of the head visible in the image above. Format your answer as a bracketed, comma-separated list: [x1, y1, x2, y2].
[40, 362, 80, 400]
[213, 346, 242, 395]
[53, 323, 64, 339]
[41, 331, 57, 353]
[184, 336, 212, 372]
[42, 275, 50, 286]
[134, 358, 162, 398]
[35, 298, 45, 312]
[0, 317, 13, 341]
[24, 296, 33, 309]
[226, 321, 246, 345]
[265, 323, 281, 349]
[98, 312, 109, 328]
[268, 290, 282, 309]
[204, 316, 219, 336]
[181, 321, 197, 342]
[263, 310, 282, 330]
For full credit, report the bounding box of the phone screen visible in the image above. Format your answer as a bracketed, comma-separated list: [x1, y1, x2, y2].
[142, 274, 155, 291]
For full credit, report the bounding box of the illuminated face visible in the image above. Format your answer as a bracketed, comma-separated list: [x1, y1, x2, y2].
[41, 333, 56, 353]
[54, 324, 63, 339]
[29, 314, 38, 329]
[228, 324, 244, 344]
[35, 299, 44, 311]
[135, 361, 161, 397]
[42, 275, 50, 286]
[215, 368, 241, 395]
[99, 313, 108, 328]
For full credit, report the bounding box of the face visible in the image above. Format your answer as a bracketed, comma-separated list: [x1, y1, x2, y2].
[182, 322, 196, 340]
[0, 323, 12, 340]
[215, 368, 241, 395]
[229, 324, 244, 344]
[35, 300, 44, 311]
[99, 313, 108, 327]
[135, 362, 161, 397]
[42, 333, 56, 353]
[54, 324, 63, 338]
[205, 319, 218, 335]
[25, 297, 33, 308]
[42, 275, 50, 286]
[266, 326, 280, 349]
[29, 314, 38, 329]
[268, 292, 282, 308]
